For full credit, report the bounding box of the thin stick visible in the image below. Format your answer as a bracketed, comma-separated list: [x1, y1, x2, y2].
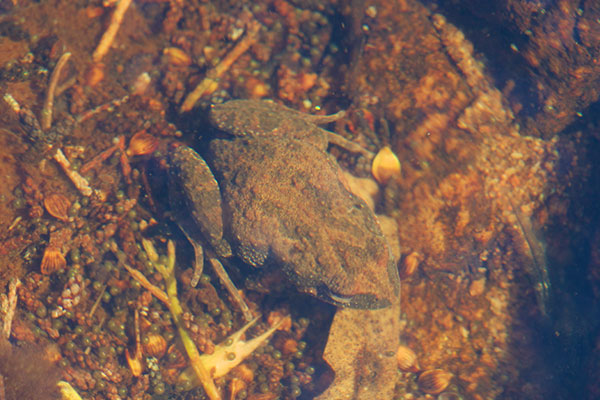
[122, 263, 169, 306]
[7, 216, 21, 232]
[133, 308, 142, 363]
[92, 0, 133, 63]
[75, 94, 130, 124]
[41, 52, 72, 131]
[3, 93, 20, 113]
[509, 199, 551, 316]
[88, 284, 107, 318]
[1, 278, 20, 339]
[79, 144, 119, 175]
[125, 308, 144, 376]
[53, 149, 93, 197]
[180, 20, 261, 112]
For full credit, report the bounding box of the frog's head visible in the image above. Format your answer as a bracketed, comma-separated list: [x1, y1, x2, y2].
[277, 211, 401, 310]
[316, 246, 399, 309]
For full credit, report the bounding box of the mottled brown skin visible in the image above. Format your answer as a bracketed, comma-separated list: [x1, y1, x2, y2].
[168, 145, 232, 259]
[169, 100, 399, 309]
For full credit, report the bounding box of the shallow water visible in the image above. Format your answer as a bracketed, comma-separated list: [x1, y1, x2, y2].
[0, 1, 599, 399]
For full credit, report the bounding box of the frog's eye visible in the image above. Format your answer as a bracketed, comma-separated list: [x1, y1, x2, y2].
[318, 285, 354, 306]
[319, 285, 391, 309]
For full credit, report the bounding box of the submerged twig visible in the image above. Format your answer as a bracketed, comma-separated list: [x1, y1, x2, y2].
[52, 149, 93, 197]
[125, 309, 144, 377]
[79, 142, 120, 175]
[74, 95, 131, 125]
[88, 284, 106, 319]
[3, 93, 20, 114]
[7, 216, 21, 232]
[42, 52, 72, 131]
[121, 262, 169, 306]
[1, 278, 20, 339]
[509, 199, 551, 315]
[92, 0, 133, 63]
[180, 20, 261, 112]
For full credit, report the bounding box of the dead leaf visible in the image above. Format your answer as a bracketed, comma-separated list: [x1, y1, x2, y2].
[316, 294, 401, 400]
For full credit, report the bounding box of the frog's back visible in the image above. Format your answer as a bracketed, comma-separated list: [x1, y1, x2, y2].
[209, 136, 399, 308]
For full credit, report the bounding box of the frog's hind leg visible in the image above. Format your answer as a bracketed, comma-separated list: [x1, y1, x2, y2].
[301, 109, 346, 125]
[298, 108, 374, 158]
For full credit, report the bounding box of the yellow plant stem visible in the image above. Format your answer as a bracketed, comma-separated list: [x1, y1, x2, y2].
[153, 240, 222, 400]
[122, 263, 169, 305]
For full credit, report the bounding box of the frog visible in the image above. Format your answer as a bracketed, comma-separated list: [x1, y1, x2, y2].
[168, 99, 400, 309]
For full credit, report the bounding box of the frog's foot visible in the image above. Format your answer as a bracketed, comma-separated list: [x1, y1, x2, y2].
[177, 315, 289, 387]
[208, 257, 254, 322]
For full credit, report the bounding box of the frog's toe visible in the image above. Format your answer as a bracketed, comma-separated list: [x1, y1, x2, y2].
[214, 238, 232, 258]
[238, 245, 268, 268]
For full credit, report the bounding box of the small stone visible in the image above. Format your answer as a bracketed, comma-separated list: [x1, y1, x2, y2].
[469, 277, 486, 296]
[365, 5, 377, 18]
[372, 146, 401, 185]
[400, 252, 420, 279]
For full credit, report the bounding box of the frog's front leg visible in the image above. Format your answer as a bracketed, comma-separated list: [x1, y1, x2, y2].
[168, 145, 232, 258]
[319, 126, 375, 159]
[177, 221, 204, 287]
[167, 147, 211, 287]
[168, 145, 253, 321]
[209, 99, 374, 158]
